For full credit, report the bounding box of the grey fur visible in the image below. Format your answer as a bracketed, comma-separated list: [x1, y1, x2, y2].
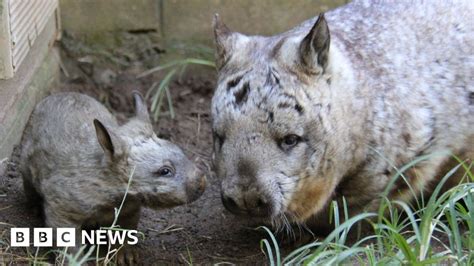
[19, 92, 206, 261]
[212, 0, 473, 231]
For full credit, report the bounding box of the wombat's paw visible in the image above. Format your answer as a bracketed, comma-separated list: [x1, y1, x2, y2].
[116, 246, 139, 266]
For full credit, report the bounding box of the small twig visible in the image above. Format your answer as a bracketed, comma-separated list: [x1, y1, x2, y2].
[148, 224, 184, 235]
[179, 252, 192, 265]
[0, 205, 12, 211]
[159, 226, 184, 235]
[206, 253, 262, 262]
[196, 113, 201, 142]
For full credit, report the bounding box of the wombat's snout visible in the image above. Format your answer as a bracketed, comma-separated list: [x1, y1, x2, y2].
[185, 168, 206, 203]
[221, 190, 272, 217]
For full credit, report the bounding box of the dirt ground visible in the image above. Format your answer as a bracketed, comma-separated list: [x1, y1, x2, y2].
[0, 41, 289, 265]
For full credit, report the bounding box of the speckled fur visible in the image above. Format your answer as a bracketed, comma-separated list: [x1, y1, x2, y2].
[19, 92, 206, 259]
[211, 0, 473, 231]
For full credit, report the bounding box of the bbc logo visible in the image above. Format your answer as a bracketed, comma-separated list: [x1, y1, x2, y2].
[11, 228, 139, 247]
[11, 228, 76, 247]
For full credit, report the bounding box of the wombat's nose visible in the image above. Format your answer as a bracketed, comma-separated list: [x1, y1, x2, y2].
[199, 175, 206, 191]
[251, 196, 272, 217]
[186, 173, 206, 203]
[221, 192, 271, 217]
[221, 193, 241, 214]
[254, 197, 271, 215]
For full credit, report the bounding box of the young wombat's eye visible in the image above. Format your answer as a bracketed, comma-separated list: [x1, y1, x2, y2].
[156, 166, 175, 177]
[280, 134, 301, 150]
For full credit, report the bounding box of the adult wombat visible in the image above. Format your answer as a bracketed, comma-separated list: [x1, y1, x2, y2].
[211, 1, 473, 233]
[19, 92, 206, 263]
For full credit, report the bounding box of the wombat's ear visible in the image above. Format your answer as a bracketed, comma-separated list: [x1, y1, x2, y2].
[93, 119, 116, 157]
[132, 91, 151, 123]
[299, 13, 330, 74]
[213, 14, 234, 70]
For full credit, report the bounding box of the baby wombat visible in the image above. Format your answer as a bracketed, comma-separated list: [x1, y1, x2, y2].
[19, 91, 206, 263]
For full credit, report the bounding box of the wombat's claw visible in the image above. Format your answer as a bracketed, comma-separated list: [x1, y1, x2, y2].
[116, 247, 139, 266]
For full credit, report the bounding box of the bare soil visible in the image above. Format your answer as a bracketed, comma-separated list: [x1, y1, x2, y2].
[0, 45, 277, 265]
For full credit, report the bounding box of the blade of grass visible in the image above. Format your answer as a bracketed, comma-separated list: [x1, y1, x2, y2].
[303, 213, 376, 264]
[137, 60, 183, 78]
[258, 226, 281, 266]
[145, 81, 159, 99]
[165, 87, 175, 119]
[150, 68, 177, 121]
[260, 239, 275, 266]
[138, 58, 215, 78]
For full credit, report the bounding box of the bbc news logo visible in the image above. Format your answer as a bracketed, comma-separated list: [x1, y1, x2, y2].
[11, 228, 139, 247]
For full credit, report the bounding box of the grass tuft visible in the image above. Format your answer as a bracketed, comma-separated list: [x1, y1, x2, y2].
[260, 155, 473, 265]
[139, 57, 216, 121]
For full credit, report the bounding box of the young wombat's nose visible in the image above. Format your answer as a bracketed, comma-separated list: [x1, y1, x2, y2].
[186, 171, 206, 203]
[197, 174, 207, 193]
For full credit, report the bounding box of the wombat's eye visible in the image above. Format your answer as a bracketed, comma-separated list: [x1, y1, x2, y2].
[156, 166, 174, 177]
[280, 134, 301, 150]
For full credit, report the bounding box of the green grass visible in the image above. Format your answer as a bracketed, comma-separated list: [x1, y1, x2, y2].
[260, 155, 473, 265]
[138, 57, 216, 122]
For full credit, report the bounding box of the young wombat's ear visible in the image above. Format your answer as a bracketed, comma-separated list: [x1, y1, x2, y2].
[132, 91, 151, 123]
[93, 119, 125, 158]
[299, 13, 330, 74]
